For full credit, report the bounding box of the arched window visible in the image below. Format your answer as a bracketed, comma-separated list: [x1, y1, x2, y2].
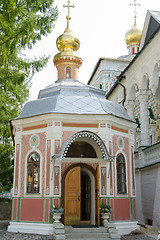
[27, 152, 40, 193]
[66, 67, 71, 78]
[116, 153, 126, 194]
[100, 84, 102, 89]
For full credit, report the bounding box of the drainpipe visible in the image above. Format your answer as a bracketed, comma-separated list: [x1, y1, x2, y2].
[116, 76, 126, 106]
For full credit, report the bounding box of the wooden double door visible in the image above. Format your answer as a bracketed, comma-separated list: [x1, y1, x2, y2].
[64, 166, 100, 225]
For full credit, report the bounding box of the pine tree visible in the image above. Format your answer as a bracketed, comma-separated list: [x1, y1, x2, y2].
[0, 0, 58, 191]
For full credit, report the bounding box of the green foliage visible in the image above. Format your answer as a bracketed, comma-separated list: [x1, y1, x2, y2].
[0, 0, 58, 190]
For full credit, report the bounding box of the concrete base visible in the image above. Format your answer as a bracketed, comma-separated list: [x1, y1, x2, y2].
[8, 222, 53, 235]
[53, 222, 65, 240]
[112, 221, 140, 235]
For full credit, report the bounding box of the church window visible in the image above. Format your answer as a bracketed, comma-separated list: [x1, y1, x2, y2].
[66, 67, 71, 78]
[27, 152, 40, 193]
[132, 47, 135, 54]
[116, 153, 126, 194]
[100, 84, 102, 89]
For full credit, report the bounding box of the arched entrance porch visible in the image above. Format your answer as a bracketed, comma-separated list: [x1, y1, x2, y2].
[57, 131, 113, 226]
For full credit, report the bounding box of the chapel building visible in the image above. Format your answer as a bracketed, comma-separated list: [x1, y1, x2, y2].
[9, 2, 138, 236]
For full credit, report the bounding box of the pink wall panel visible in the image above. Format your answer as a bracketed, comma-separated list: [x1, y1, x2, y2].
[12, 199, 17, 221]
[110, 198, 114, 221]
[14, 145, 20, 195]
[101, 167, 107, 195]
[20, 199, 44, 222]
[53, 198, 59, 207]
[54, 166, 60, 195]
[133, 198, 136, 220]
[44, 198, 50, 223]
[114, 198, 130, 221]
[101, 198, 106, 206]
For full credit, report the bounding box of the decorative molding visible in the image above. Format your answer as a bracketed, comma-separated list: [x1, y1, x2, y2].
[57, 131, 114, 161]
[111, 125, 128, 134]
[23, 124, 47, 131]
[62, 122, 98, 128]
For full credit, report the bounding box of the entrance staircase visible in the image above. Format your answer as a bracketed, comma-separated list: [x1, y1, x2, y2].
[65, 225, 121, 240]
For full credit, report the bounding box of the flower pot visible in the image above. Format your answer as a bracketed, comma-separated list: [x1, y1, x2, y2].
[101, 213, 110, 225]
[53, 212, 62, 223]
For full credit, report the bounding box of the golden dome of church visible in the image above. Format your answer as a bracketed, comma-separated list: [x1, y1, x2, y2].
[125, 19, 142, 46]
[56, 27, 80, 53]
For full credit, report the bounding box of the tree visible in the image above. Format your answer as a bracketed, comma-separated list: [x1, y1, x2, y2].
[0, 0, 58, 191]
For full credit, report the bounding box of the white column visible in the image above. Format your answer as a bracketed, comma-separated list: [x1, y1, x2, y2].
[137, 90, 150, 147]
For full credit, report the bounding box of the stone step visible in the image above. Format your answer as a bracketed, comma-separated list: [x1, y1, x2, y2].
[65, 227, 111, 239]
[65, 227, 108, 233]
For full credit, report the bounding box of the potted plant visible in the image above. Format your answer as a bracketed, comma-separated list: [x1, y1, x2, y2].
[100, 204, 112, 225]
[50, 205, 64, 223]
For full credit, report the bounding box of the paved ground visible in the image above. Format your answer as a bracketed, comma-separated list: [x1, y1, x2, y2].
[0, 230, 157, 240]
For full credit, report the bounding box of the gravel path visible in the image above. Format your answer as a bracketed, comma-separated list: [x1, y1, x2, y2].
[121, 233, 156, 240]
[0, 230, 54, 240]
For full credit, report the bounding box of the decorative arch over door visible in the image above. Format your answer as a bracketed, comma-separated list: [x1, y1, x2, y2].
[54, 130, 114, 161]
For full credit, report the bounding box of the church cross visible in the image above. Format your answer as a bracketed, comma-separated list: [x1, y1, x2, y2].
[63, 0, 75, 28]
[130, 0, 141, 23]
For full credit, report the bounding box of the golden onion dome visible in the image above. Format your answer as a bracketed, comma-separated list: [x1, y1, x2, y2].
[56, 27, 80, 52]
[125, 20, 142, 46]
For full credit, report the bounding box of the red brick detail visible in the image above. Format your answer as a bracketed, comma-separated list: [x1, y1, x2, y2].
[131, 146, 136, 196]
[55, 139, 60, 154]
[46, 140, 51, 195]
[21, 133, 46, 197]
[114, 199, 130, 221]
[100, 123, 106, 128]
[101, 167, 107, 195]
[62, 122, 98, 128]
[133, 198, 136, 220]
[44, 199, 50, 223]
[12, 199, 17, 221]
[111, 126, 128, 134]
[53, 198, 59, 207]
[54, 166, 60, 195]
[23, 124, 47, 131]
[55, 122, 60, 126]
[14, 144, 20, 195]
[48, 122, 53, 127]
[20, 199, 44, 222]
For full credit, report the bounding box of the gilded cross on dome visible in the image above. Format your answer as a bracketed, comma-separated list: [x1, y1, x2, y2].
[130, 0, 140, 23]
[63, 0, 75, 28]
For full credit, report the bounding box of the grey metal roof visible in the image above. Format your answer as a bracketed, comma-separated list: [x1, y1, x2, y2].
[17, 78, 132, 122]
